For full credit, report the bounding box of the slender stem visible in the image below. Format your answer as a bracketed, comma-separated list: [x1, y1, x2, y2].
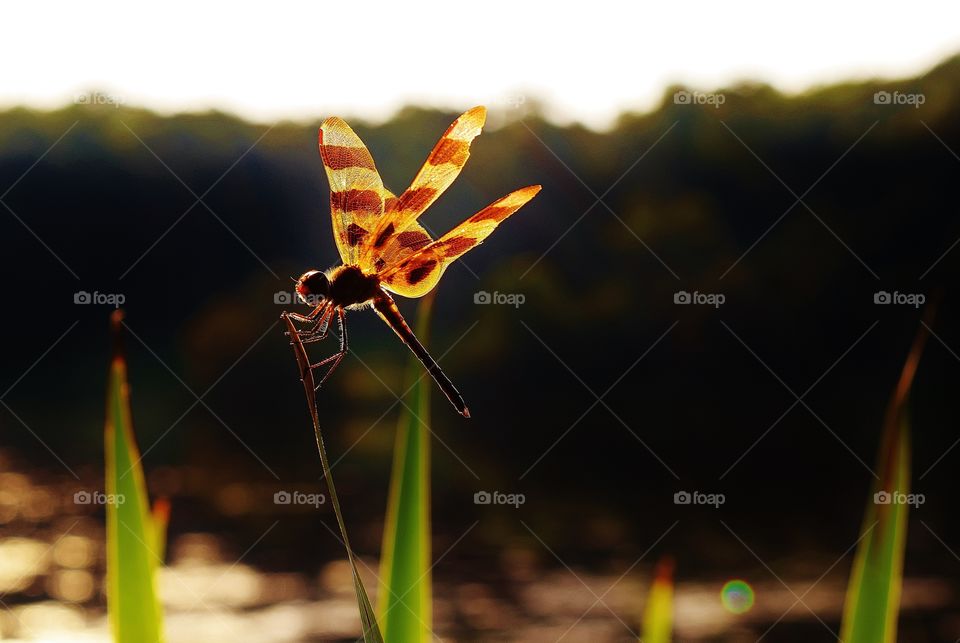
[281, 312, 382, 641]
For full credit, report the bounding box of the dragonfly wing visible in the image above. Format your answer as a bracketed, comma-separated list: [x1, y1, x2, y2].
[319, 117, 386, 265]
[361, 106, 486, 266]
[380, 184, 541, 298]
[363, 188, 434, 272]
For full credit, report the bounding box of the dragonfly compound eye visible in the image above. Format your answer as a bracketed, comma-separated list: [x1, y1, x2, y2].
[296, 270, 329, 304]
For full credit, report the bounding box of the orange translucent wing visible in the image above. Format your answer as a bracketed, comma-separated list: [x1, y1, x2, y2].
[380, 185, 542, 298]
[318, 117, 385, 265]
[361, 106, 487, 266]
[367, 188, 435, 273]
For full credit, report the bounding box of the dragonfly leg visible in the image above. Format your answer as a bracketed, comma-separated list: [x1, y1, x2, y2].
[311, 308, 348, 391]
[299, 305, 337, 344]
[285, 301, 327, 324]
[286, 303, 334, 343]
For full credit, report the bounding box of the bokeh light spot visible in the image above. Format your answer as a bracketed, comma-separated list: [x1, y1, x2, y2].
[720, 579, 755, 614]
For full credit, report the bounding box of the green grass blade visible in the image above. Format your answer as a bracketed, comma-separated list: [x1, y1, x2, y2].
[840, 325, 928, 643]
[378, 293, 435, 643]
[105, 311, 165, 643]
[282, 312, 384, 643]
[641, 556, 674, 643]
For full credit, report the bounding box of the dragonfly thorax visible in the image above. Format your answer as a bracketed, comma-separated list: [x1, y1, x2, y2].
[309, 264, 380, 309]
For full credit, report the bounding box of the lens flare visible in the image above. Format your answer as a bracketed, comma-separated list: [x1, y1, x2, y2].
[720, 579, 755, 614]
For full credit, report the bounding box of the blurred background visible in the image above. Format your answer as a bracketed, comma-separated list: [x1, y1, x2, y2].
[2, 1, 960, 641]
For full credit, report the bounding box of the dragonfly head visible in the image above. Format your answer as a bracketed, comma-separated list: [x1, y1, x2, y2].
[295, 270, 329, 305]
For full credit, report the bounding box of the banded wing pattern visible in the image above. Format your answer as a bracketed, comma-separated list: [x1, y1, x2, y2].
[319, 117, 385, 265]
[365, 189, 435, 273]
[361, 106, 487, 269]
[380, 185, 542, 297]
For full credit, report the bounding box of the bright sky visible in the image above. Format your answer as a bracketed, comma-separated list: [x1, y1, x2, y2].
[3, 0, 959, 128]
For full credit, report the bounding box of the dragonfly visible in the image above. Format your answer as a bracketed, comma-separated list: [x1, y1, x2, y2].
[283, 106, 541, 418]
